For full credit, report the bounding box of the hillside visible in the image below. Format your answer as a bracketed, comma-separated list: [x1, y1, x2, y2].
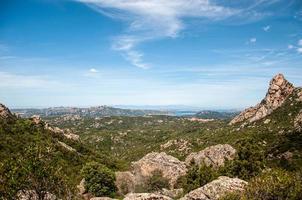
[1, 74, 302, 200]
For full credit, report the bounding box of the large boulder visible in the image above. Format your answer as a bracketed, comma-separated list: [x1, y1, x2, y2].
[131, 152, 187, 187]
[124, 193, 173, 200]
[180, 176, 247, 200]
[294, 110, 302, 132]
[0, 103, 13, 119]
[185, 144, 236, 168]
[116, 152, 187, 194]
[230, 74, 294, 125]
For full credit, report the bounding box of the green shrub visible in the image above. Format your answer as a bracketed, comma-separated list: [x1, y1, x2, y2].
[220, 169, 302, 200]
[177, 163, 218, 193]
[244, 169, 302, 200]
[145, 170, 170, 192]
[81, 162, 116, 197]
[223, 138, 265, 180]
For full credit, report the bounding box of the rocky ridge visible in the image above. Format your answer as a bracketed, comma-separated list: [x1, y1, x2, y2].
[230, 74, 294, 125]
[185, 144, 236, 168]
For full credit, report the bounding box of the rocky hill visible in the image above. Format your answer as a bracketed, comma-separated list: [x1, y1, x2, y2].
[230, 74, 295, 125]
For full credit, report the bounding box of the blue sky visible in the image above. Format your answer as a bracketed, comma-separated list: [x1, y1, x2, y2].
[1, 0, 302, 109]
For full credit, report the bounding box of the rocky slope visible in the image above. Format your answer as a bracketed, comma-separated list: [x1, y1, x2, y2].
[230, 74, 294, 125]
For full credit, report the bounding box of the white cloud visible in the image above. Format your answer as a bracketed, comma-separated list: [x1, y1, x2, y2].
[89, 68, 99, 73]
[75, 0, 285, 68]
[247, 37, 257, 45]
[288, 44, 294, 49]
[298, 48, 302, 54]
[298, 39, 302, 46]
[263, 25, 270, 32]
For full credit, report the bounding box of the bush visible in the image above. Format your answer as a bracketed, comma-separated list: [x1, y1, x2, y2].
[177, 163, 218, 193]
[223, 138, 265, 180]
[220, 169, 302, 200]
[81, 162, 116, 197]
[145, 170, 170, 192]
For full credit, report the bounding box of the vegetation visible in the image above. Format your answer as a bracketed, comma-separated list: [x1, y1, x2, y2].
[220, 169, 302, 200]
[145, 170, 170, 192]
[177, 163, 219, 193]
[81, 162, 117, 197]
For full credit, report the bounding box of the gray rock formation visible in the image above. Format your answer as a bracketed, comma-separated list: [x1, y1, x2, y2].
[0, 103, 13, 119]
[185, 144, 236, 168]
[230, 74, 294, 125]
[17, 190, 56, 200]
[124, 193, 173, 200]
[294, 110, 302, 132]
[180, 176, 247, 200]
[116, 152, 187, 194]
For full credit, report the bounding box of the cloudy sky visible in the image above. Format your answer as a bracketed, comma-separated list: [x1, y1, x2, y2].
[1, 0, 302, 109]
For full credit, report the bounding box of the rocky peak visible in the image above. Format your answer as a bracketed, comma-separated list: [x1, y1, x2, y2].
[0, 103, 13, 119]
[230, 74, 294, 125]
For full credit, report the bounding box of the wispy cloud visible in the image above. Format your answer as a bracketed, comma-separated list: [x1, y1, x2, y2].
[247, 37, 257, 45]
[76, 0, 283, 68]
[263, 25, 270, 32]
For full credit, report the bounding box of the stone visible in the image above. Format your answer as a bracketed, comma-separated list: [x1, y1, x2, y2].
[131, 152, 187, 188]
[17, 190, 56, 200]
[0, 103, 13, 119]
[155, 188, 184, 199]
[230, 74, 294, 125]
[77, 178, 86, 195]
[58, 141, 77, 152]
[263, 119, 271, 124]
[185, 144, 236, 168]
[116, 152, 187, 194]
[31, 115, 42, 125]
[124, 193, 173, 200]
[180, 176, 247, 200]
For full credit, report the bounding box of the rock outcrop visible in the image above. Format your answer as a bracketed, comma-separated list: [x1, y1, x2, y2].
[294, 110, 302, 132]
[230, 74, 294, 125]
[124, 193, 172, 200]
[116, 152, 187, 194]
[0, 103, 13, 119]
[31, 115, 79, 140]
[180, 176, 247, 200]
[185, 144, 236, 168]
[90, 197, 117, 200]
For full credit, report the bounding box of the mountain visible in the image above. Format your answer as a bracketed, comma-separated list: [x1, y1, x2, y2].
[194, 110, 239, 120]
[230, 74, 296, 125]
[12, 106, 170, 118]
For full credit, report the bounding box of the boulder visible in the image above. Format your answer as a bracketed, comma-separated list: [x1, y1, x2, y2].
[230, 74, 294, 125]
[0, 103, 13, 119]
[131, 152, 187, 187]
[116, 152, 187, 194]
[180, 176, 247, 200]
[17, 190, 56, 200]
[155, 188, 184, 199]
[124, 193, 173, 200]
[185, 144, 236, 168]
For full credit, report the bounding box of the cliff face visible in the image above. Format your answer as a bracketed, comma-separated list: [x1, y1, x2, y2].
[230, 74, 294, 125]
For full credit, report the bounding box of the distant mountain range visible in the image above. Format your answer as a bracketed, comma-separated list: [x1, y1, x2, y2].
[12, 105, 239, 119]
[12, 106, 171, 118]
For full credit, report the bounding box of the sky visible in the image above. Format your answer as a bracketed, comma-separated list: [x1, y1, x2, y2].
[0, 0, 302, 109]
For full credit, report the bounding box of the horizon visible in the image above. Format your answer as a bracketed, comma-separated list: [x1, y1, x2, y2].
[1, 0, 302, 108]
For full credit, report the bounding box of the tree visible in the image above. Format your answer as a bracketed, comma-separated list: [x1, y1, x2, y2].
[81, 162, 116, 197]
